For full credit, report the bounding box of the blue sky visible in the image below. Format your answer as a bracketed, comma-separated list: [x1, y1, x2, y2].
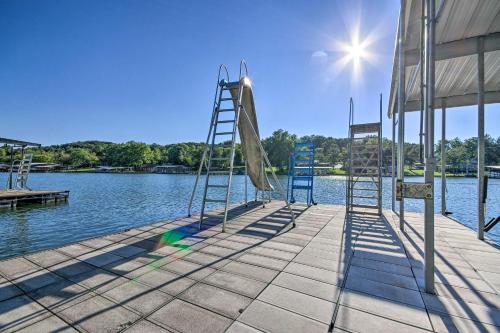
[1, 0, 498, 145]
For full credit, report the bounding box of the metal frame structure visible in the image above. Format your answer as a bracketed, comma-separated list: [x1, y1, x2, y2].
[1, 137, 41, 190]
[389, 0, 500, 294]
[188, 61, 295, 232]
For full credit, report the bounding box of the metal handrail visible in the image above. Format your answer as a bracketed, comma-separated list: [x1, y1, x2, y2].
[239, 60, 249, 80]
[346, 98, 354, 212]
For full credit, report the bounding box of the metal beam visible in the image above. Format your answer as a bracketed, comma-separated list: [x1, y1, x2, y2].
[478, 37, 485, 241]
[391, 110, 396, 212]
[0, 137, 41, 147]
[441, 100, 446, 214]
[405, 32, 500, 66]
[405, 90, 500, 112]
[424, 0, 435, 294]
[397, 0, 406, 230]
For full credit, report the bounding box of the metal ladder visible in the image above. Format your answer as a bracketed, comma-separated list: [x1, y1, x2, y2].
[287, 143, 316, 206]
[8, 153, 33, 190]
[346, 96, 382, 215]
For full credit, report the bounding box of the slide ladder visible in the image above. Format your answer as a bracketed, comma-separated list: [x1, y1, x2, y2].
[7, 153, 33, 190]
[287, 143, 316, 206]
[346, 96, 382, 215]
[188, 61, 296, 231]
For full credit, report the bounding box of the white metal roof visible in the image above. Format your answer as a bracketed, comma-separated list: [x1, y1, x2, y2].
[388, 0, 500, 116]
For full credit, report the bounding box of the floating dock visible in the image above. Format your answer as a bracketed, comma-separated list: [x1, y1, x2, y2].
[0, 202, 498, 332]
[0, 189, 70, 208]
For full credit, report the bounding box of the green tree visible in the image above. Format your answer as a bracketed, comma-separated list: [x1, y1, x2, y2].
[68, 148, 99, 167]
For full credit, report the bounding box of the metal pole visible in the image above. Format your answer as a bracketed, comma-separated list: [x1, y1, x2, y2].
[397, 0, 406, 230]
[419, 0, 425, 163]
[424, 0, 435, 294]
[245, 161, 248, 207]
[441, 99, 446, 214]
[478, 37, 485, 240]
[8, 146, 14, 189]
[391, 112, 396, 212]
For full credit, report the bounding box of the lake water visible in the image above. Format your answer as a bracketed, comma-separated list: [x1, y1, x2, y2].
[0, 172, 498, 259]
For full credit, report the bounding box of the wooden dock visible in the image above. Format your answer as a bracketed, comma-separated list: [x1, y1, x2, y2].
[0, 189, 70, 208]
[0, 202, 498, 332]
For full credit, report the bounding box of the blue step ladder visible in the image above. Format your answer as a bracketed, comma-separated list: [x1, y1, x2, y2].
[287, 143, 317, 206]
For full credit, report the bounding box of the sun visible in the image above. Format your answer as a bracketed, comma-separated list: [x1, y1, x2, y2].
[334, 25, 376, 82]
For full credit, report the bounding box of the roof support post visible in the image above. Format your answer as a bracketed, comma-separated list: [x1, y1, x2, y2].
[477, 37, 485, 241]
[397, 0, 406, 230]
[441, 99, 446, 215]
[424, 0, 435, 294]
[391, 106, 396, 212]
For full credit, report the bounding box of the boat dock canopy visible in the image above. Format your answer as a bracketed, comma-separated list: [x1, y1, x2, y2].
[0, 137, 41, 147]
[388, 0, 500, 116]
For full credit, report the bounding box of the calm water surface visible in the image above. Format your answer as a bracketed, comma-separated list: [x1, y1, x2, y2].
[0, 172, 498, 258]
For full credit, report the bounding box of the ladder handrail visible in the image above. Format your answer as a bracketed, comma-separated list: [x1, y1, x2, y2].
[188, 64, 229, 216]
[239, 60, 249, 80]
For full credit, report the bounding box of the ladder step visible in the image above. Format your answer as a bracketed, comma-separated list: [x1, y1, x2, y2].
[352, 179, 379, 183]
[292, 185, 313, 190]
[352, 188, 378, 191]
[218, 108, 235, 112]
[203, 214, 224, 219]
[215, 131, 234, 136]
[352, 195, 378, 199]
[205, 199, 226, 203]
[293, 176, 313, 181]
[220, 97, 238, 101]
[207, 184, 228, 188]
[211, 157, 230, 161]
[350, 204, 379, 209]
[217, 120, 235, 124]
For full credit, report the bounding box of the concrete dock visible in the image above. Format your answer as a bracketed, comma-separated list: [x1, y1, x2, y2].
[0, 201, 499, 332]
[0, 189, 69, 208]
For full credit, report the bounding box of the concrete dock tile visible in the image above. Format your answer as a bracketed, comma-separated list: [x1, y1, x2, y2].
[56, 243, 95, 257]
[161, 259, 216, 280]
[248, 247, 296, 261]
[69, 268, 128, 293]
[203, 271, 267, 298]
[0, 257, 40, 278]
[350, 256, 414, 277]
[348, 265, 418, 290]
[80, 237, 115, 249]
[293, 253, 347, 272]
[429, 311, 500, 333]
[150, 299, 232, 333]
[272, 272, 340, 302]
[0, 278, 23, 301]
[345, 275, 425, 308]
[58, 295, 140, 332]
[221, 261, 279, 283]
[135, 269, 196, 296]
[104, 243, 146, 258]
[25, 250, 71, 268]
[226, 321, 263, 333]
[237, 253, 288, 271]
[14, 315, 77, 332]
[102, 257, 147, 277]
[0, 295, 50, 332]
[182, 252, 230, 268]
[77, 250, 123, 267]
[216, 239, 253, 251]
[284, 262, 342, 285]
[334, 305, 429, 333]
[12, 268, 64, 292]
[200, 245, 241, 258]
[432, 282, 500, 309]
[239, 300, 329, 333]
[340, 289, 432, 330]
[258, 284, 334, 324]
[260, 241, 304, 253]
[123, 319, 172, 332]
[28, 279, 94, 312]
[422, 293, 500, 326]
[102, 280, 172, 315]
[180, 282, 252, 319]
[49, 259, 95, 278]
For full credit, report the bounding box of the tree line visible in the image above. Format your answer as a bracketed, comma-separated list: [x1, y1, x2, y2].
[0, 130, 499, 170]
